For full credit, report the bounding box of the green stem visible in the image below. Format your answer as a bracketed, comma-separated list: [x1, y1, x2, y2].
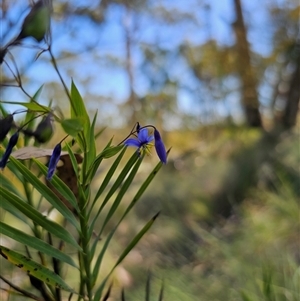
[79, 205, 93, 300]
[48, 46, 76, 113]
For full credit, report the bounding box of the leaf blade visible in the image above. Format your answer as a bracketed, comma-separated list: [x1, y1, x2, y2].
[0, 186, 81, 250]
[0, 222, 78, 268]
[0, 245, 77, 294]
[9, 156, 79, 230]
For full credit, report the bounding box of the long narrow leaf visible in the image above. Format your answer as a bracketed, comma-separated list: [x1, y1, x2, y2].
[0, 222, 78, 268]
[70, 81, 91, 152]
[0, 187, 81, 250]
[97, 151, 138, 214]
[91, 225, 116, 286]
[1, 101, 50, 112]
[9, 157, 79, 230]
[91, 151, 165, 246]
[124, 160, 164, 216]
[86, 139, 123, 183]
[85, 110, 97, 171]
[0, 173, 21, 196]
[113, 212, 159, 268]
[33, 159, 79, 213]
[70, 81, 90, 129]
[99, 157, 143, 235]
[90, 146, 126, 212]
[0, 245, 77, 294]
[91, 158, 165, 281]
[89, 151, 138, 239]
[93, 213, 159, 301]
[91, 160, 162, 281]
[65, 142, 80, 177]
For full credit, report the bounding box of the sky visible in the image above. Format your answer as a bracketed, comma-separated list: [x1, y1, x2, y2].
[0, 0, 290, 127]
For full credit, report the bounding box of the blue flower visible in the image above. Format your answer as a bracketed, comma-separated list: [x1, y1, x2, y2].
[124, 128, 154, 156]
[0, 132, 19, 169]
[46, 143, 61, 180]
[154, 129, 167, 164]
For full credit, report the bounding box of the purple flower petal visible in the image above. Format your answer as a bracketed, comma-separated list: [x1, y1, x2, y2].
[47, 143, 61, 180]
[138, 128, 149, 143]
[154, 129, 167, 164]
[124, 138, 141, 148]
[147, 135, 154, 143]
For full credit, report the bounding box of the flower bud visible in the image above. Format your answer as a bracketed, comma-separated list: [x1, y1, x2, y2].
[154, 129, 167, 164]
[0, 132, 19, 169]
[0, 48, 7, 65]
[0, 114, 14, 142]
[34, 114, 53, 143]
[46, 143, 61, 180]
[16, 0, 51, 43]
[136, 122, 141, 133]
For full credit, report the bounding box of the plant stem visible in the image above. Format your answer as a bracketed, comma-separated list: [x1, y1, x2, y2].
[78, 188, 93, 300]
[48, 46, 76, 113]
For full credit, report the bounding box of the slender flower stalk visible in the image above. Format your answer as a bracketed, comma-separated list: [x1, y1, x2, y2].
[0, 132, 19, 169]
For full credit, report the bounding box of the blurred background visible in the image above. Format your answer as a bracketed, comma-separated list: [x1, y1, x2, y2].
[1, 0, 299, 300]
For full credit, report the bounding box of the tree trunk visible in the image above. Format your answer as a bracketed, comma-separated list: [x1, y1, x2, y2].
[282, 44, 300, 128]
[232, 0, 262, 127]
[123, 4, 137, 123]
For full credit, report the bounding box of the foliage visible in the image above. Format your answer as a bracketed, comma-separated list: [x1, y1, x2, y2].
[123, 128, 299, 300]
[0, 2, 167, 300]
[0, 1, 299, 301]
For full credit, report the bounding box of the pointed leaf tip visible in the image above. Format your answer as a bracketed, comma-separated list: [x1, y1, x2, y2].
[152, 211, 160, 221]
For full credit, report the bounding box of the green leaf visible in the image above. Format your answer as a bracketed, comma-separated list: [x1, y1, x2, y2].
[70, 81, 89, 125]
[33, 159, 79, 213]
[114, 212, 159, 268]
[9, 157, 79, 230]
[0, 177, 28, 224]
[123, 160, 164, 215]
[91, 158, 143, 283]
[22, 86, 47, 145]
[93, 213, 159, 301]
[70, 81, 91, 152]
[89, 151, 138, 239]
[0, 222, 78, 268]
[99, 156, 143, 235]
[89, 146, 126, 213]
[0, 245, 78, 294]
[85, 138, 113, 185]
[91, 158, 164, 287]
[101, 145, 124, 159]
[61, 118, 84, 136]
[65, 142, 80, 178]
[0, 173, 21, 196]
[0, 186, 81, 250]
[1, 86, 49, 114]
[85, 111, 97, 170]
[1, 101, 50, 112]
